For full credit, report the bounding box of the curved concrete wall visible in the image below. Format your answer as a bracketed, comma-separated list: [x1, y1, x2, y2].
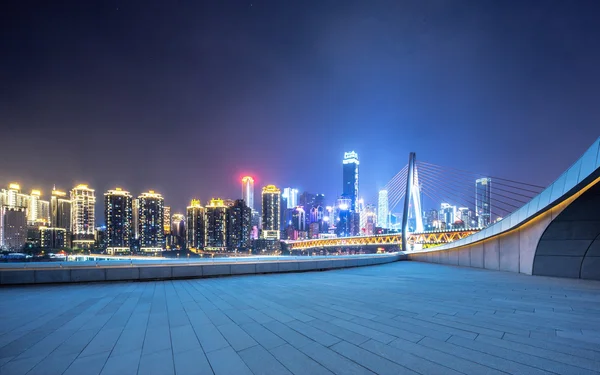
[0, 253, 404, 285]
[408, 137, 600, 279]
[533, 180, 600, 279]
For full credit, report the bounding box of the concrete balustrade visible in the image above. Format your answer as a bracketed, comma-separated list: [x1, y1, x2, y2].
[0, 253, 404, 285]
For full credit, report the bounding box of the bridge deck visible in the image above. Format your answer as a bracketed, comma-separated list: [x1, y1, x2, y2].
[1, 263, 600, 375]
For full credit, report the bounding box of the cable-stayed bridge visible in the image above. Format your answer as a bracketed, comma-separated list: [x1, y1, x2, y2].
[287, 137, 600, 280]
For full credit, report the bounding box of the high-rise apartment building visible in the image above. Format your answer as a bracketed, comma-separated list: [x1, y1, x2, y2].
[104, 188, 133, 254]
[186, 199, 204, 250]
[132, 198, 139, 239]
[227, 199, 252, 252]
[163, 206, 171, 235]
[205, 198, 227, 251]
[476, 178, 492, 227]
[378, 190, 389, 229]
[242, 176, 255, 211]
[342, 151, 359, 211]
[261, 185, 281, 239]
[137, 191, 165, 252]
[282, 188, 298, 209]
[50, 188, 71, 231]
[0, 206, 27, 251]
[71, 184, 96, 249]
[40, 227, 67, 249]
[0, 183, 29, 209]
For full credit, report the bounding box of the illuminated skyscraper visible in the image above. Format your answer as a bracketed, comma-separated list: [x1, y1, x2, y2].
[0, 206, 27, 250]
[261, 185, 281, 239]
[291, 206, 306, 231]
[242, 176, 255, 211]
[132, 198, 139, 240]
[378, 190, 389, 229]
[71, 184, 96, 249]
[169, 213, 186, 249]
[50, 188, 71, 231]
[104, 188, 133, 254]
[205, 198, 227, 251]
[163, 206, 171, 235]
[227, 199, 252, 252]
[342, 151, 359, 211]
[282, 188, 298, 209]
[476, 178, 492, 227]
[186, 199, 204, 250]
[0, 183, 29, 209]
[137, 191, 165, 252]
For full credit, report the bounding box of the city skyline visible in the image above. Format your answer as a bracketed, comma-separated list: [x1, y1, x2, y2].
[2, 1, 599, 221]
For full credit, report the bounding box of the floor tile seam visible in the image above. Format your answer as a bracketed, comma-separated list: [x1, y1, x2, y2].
[448, 334, 595, 373]
[3, 292, 123, 371]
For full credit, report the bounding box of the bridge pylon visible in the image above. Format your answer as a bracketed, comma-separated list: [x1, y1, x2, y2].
[401, 152, 424, 251]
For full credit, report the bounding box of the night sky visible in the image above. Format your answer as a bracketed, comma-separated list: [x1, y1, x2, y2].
[2, 1, 600, 222]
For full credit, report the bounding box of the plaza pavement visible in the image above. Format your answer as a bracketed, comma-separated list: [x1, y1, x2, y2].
[1, 261, 600, 374]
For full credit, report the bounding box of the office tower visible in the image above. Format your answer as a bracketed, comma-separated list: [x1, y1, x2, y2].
[261, 185, 281, 239]
[40, 227, 66, 249]
[282, 188, 298, 209]
[205, 198, 227, 251]
[71, 184, 96, 249]
[186, 199, 204, 250]
[50, 188, 71, 230]
[342, 151, 359, 211]
[104, 188, 133, 254]
[137, 191, 165, 252]
[336, 196, 352, 237]
[309, 206, 324, 223]
[315, 194, 325, 208]
[227, 199, 252, 252]
[365, 210, 377, 235]
[242, 176, 255, 211]
[476, 178, 492, 227]
[163, 206, 171, 235]
[291, 206, 306, 231]
[378, 190, 389, 229]
[439, 203, 457, 229]
[0, 206, 27, 250]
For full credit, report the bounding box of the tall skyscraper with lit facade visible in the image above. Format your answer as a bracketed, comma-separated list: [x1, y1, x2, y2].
[163, 206, 171, 235]
[27, 189, 49, 225]
[51, 188, 71, 231]
[342, 151, 359, 211]
[205, 198, 227, 251]
[378, 190, 388, 228]
[137, 191, 165, 251]
[227, 199, 252, 252]
[104, 188, 133, 254]
[71, 184, 96, 249]
[476, 178, 491, 227]
[242, 176, 255, 211]
[261, 185, 281, 239]
[186, 199, 204, 250]
[282, 188, 298, 209]
[0, 183, 29, 209]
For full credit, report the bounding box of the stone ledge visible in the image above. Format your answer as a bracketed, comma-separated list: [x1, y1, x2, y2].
[0, 254, 402, 285]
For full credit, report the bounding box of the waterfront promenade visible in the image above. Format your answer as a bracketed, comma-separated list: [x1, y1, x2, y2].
[1, 262, 600, 374]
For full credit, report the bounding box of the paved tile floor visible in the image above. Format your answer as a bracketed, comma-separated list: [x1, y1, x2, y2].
[1, 262, 600, 375]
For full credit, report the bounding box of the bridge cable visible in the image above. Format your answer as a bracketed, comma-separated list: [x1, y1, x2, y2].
[417, 161, 544, 194]
[417, 161, 546, 189]
[417, 167, 531, 205]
